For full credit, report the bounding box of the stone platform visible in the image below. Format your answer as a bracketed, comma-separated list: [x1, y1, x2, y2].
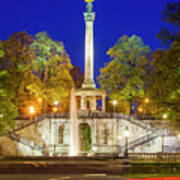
[0, 156, 129, 175]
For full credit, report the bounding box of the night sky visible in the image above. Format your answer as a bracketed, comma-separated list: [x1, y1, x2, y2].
[0, 0, 176, 83]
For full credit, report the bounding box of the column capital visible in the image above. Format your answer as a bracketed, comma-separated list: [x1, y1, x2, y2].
[84, 12, 95, 22]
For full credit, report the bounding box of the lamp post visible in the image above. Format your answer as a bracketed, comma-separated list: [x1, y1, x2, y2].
[37, 98, 42, 104]
[112, 100, 117, 112]
[144, 98, 150, 115]
[54, 100, 59, 107]
[29, 106, 35, 121]
[162, 114, 167, 153]
[144, 98, 150, 104]
[124, 126, 130, 159]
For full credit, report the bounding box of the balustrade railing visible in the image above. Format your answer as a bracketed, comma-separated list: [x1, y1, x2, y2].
[128, 130, 163, 150]
[129, 153, 180, 162]
[8, 132, 45, 153]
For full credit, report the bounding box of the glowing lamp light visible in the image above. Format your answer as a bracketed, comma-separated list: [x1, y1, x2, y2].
[29, 106, 35, 115]
[144, 98, 150, 104]
[113, 100, 117, 106]
[124, 126, 130, 138]
[53, 107, 58, 113]
[178, 134, 180, 139]
[163, 114, 168, 119]
[138, 107, 143, 112]
[54, 100, 59, 106]
[38, 98, 42, 103]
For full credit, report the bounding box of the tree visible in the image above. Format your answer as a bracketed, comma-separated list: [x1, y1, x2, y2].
[0, 42, 18, 135]
[0, 41, 4, 58]
[29, 32, 74, 112]
[1, 31, 39, 116]
[157, 1, 180, 45]
[148, 40, 180, 126]
[98, 35, 151, 114]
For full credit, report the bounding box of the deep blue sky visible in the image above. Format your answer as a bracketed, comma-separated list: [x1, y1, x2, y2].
[0, 0, 175, 83]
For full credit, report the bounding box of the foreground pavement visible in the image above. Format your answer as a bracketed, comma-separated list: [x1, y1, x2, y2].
[0, 174, 180, 180]
[0, 174, 127, 180]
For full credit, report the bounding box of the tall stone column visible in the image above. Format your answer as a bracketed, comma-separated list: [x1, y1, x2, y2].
[92, 96, 96, 111]
[102, 96, 106, 112]
[81, 95, 86, 110]
[82, 0, 96, 89]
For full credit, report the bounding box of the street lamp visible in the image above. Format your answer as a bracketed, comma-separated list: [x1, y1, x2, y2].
[163, 114, 168, 119]
[144, 98, 150, 104]
[138, 107, 143, 113]
[53, 107, 58, 113]
[29, 106, 35, 120]
[112, 100, 117, 112]
[37, 98, 42, 103]
[161, 114, 168, 153]
[54, 100, 59, 107]
[124, 126, 130, 159]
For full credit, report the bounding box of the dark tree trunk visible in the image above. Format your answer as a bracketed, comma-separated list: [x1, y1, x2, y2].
[129, 99, 133, 115]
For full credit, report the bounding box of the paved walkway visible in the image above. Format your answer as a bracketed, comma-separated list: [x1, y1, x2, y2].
[129, 178, 180, 180]
[0, 174, 127, 180]
[0, 174, 180, 180]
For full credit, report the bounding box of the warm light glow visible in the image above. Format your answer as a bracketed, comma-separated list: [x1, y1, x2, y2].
[54, 100, 59, 106]
[144, 98, 150, 104]
[124, 127, 130, 138]
[113, 100, 117, 106]
[53, 107, 58, 113]
[138, 107, 143, 112]
[163, 114, 168, 119]
[178, 134, 180, 139]
[38, 98, 42, 103]
[29, 106, 35, 115]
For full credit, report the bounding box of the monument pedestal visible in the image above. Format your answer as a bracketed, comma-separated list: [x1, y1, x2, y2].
[74, 88, 106, 112]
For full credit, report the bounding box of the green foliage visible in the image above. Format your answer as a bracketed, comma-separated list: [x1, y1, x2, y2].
[0, 70, 18, 135]
[2, 31, 37, 115]
[29, 32, 74, 112]
[98, 35, 151, 114]
[147, 40, 180, 127]
[80, 124, 91, 151]
[0, 41, 4, 58]
[157, 1, 180, 45]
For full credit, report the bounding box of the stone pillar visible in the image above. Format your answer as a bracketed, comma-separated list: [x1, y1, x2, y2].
[93, 119, 97, 144]
[82, 1, 96, 89]
[102, 95, 106, 112]
[81, 95, 86, 110]
[92, 96, 96, 111]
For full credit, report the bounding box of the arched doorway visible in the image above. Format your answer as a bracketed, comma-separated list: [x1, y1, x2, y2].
[58, 124, 65, 144]
[79, 123, 92, 152]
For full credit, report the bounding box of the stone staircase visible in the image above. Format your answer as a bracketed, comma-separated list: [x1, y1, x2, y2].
[8, 131, 45, 153]
[7, 112, 163, 155]
[128, 130, 163, 150]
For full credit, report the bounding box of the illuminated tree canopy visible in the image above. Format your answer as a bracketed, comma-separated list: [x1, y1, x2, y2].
[98, 35, 151, 114]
